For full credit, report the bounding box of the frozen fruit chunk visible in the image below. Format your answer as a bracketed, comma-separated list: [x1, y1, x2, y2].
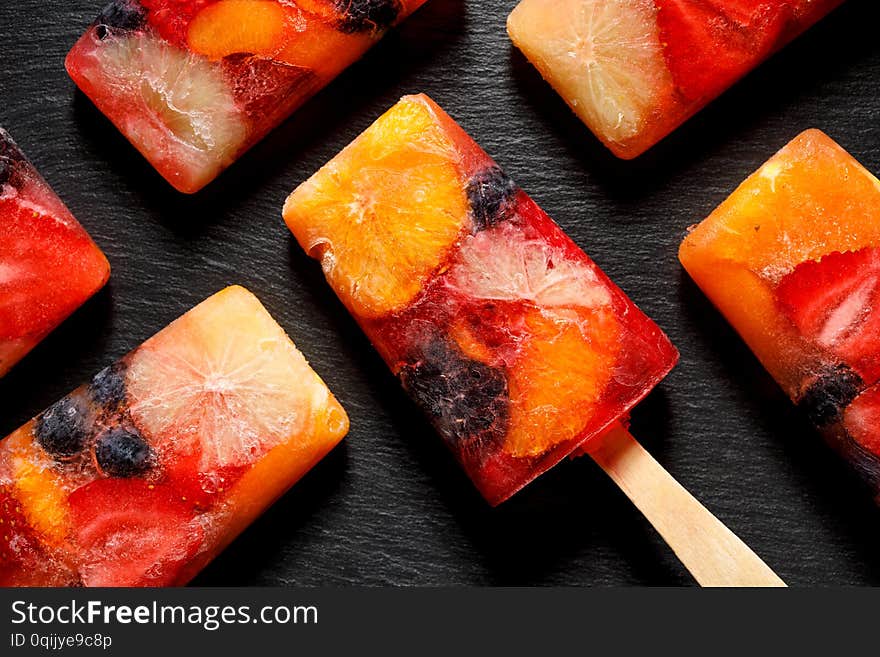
[795, 364, 863, 428]
[507, 0, 675, 158]
[777, 248, 880, 385]
[0, 128, 109, 378]
[127, 286, 340, 473]
[680, 129, 880, 498]
[654, 0, 790, 101]
[400, 336, 510, 455]
[187, 0, 287, 60]
[285, 94, 678, 505]
[67, 0, 429, 192]
[69, 479, 203, 587]
[508, 0, 843, 158]
[0, 286, 349, 586]
[844, 385, 880, 458]
[283, 96, 470, 318]
[69, 33, 247, 194]
[466, 166, 518, 232]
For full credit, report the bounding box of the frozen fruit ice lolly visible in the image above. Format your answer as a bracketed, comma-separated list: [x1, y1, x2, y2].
[282, 94, 783, 586]
[680, 129, 880, 496]
[507, 0, 844, 159]
[65, 0, 428, 193]
[0, 128, 110, 378]
[284, 93, 678, 504]
[0, 286, 349, 586]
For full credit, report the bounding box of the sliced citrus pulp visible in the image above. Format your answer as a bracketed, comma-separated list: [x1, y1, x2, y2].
[283, 95, 470, 318]
[126, 286, 349, 477]
[680, 130, 880, 282]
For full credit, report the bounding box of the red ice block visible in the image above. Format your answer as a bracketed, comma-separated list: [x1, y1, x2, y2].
[0, 128, 110, 378]
[66, 0, 429, 193]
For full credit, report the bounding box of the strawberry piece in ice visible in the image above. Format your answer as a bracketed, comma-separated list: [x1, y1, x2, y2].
[69, 478, 203, 587]
[776, 248, 880, 385]
[655, 0, 793, 101]
[844, 385, 880, 458]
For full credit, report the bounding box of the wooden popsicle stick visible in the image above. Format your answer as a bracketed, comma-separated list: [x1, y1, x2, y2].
[583, 423, 786, 587]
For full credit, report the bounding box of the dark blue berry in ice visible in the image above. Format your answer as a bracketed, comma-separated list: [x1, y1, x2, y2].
[467, 166, 518, 232]
[335, 0, 401, 34]
[94, 0, 147, 39]
[94, 428, 154, 477]
[797, 363, 863, 427]
[89, 362, 128, 410]
[35, 397, 90, 458]
[400, 338, 509, 451]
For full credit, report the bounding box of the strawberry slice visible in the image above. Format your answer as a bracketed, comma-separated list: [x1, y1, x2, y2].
[0, 197, 109, 342]
[776, 248, 880, 385]
[654, 0, 793, 101]
[844, 385, 880, 458]
[69, 479, 203, 587]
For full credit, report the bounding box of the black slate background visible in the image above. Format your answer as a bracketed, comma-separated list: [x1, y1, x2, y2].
[0, 0, 878, 587]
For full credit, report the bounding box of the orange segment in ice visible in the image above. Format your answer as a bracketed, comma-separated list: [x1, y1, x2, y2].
[505, 308, 621, 458]
[187, 0, 288, 60]
[283, 95, 470, 318]
[681, 130, 880, 281]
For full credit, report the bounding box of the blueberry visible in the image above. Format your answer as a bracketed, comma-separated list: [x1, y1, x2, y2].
[466, 166, 518, 232]
[335, 0, 401, 34]
[89, 362, 128, 410]
[797, 364, 863, 427]
[94, 0, 147, 39]
[400, 338, 509, 452]
[35, 397, 91, 458]
[94, 428, 154, 477]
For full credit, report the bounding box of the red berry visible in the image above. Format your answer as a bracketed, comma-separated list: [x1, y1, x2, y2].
[655, 0, 793, 101]
[68, 478, 204, 586]
[776, 248, 880, 385]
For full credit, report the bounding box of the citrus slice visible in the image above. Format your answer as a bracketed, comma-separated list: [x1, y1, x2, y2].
[187, 0, 288, 60]
[10, 437, 70, 546]
[448, 221, 612, 310]
[126, 286, 346, 475]
[504, 308, 621, 458]
[72, 33, 247, 193]
[507, 0, 673, 155]
[283, 95, 470, 318]
[680, 130, 880, 281]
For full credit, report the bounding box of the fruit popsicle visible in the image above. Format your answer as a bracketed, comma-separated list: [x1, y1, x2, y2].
[680, 129, 880, 496]
[66, 0, 428, 193]
[0, 128, 110, 378]
[0, 286, 349, 586]
[284, 93, 678, 505]
[507, 0, 844, 159]
[283, 94, 784, 585]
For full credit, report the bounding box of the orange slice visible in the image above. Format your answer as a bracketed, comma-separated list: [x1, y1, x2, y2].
[126, 286, 349, 475]
[187, 0, 288, 60]
[507, 0, 674, 157]
[4, 429, 69, 546]
[681, 130, 880, 281]
[504, 308, 620, 458]
[283, 95, 470, 318]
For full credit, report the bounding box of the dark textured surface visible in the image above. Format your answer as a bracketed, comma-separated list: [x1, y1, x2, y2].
[0, 0, 878, 587]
